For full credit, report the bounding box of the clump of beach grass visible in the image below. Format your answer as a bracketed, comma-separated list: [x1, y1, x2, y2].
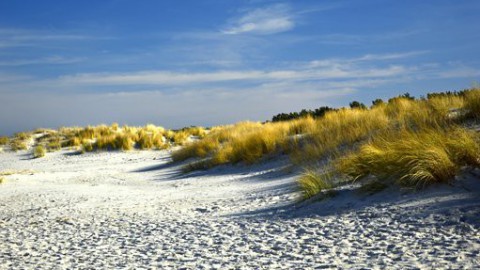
[463, 88, 480, 119]
[298, 169, 334, 199]
[0, 136, 9, 145]
[172, 120, 297, 168]
[337, 126, 480, 188]
[172, 131, 190, 146]
[10, 140, 28, 151]
[33, 145, 46, 158]
[137, 131, 154, 150]
[82, 142, 94, 153]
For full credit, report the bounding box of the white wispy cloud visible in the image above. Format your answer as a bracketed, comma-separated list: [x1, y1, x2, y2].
[357, 51, 429, 61]
[2, 54, 478, 135]
[0, 56, 84, 66]
[438, 67, 480, 78]
[0, 27, 108, 49]
[312, 30, 426, 45]
[222, 4, 294, 35]
[306, 51, 429, 68]
[54, 65, 409, 87]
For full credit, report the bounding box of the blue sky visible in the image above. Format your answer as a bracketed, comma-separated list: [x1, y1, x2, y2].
[1, 0, 479, 135]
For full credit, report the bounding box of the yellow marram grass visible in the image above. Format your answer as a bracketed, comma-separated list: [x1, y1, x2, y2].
[172, 120, 307, 167]
[291, 107, 390, 164]
[337, 127, 480, 188]
[0, 136, 9, 145]
[463, 88, 480, 118]
[33, 145, 46, 158]
[216, 122, 291, 164]
[169, 89, 480, 198]
[427, 95, 465, 117]
[298, 169, 333, 199]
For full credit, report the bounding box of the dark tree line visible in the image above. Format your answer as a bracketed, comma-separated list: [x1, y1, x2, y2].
[271, 106, 336, 122]
[270, 89, 476, 122]
[425, 89, 471, 99]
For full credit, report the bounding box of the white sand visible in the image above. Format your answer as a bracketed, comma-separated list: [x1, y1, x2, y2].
[0, 149, 479, 269]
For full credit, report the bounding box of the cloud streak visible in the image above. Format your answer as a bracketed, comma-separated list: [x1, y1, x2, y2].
[222, 4, 294, 35]
[54, 65, 410, 87]
[0, 27, 108, 49]
[0, 56, 85, 66]
[1, 53, 478, 135]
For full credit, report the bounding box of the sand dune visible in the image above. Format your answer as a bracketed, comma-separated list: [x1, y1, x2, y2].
[0, 149, 479, 269]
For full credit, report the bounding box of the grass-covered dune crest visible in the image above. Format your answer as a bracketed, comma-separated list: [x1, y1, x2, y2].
[0, 124, 207, 157]
[170, 88, 480, 198]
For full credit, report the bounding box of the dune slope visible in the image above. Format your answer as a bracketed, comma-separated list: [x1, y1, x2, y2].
[0, 150, 479, 269]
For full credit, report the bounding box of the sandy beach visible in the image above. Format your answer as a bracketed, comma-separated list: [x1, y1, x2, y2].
[0, 149, 479, 269]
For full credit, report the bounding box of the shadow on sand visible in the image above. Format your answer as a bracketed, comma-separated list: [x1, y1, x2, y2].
[231, 175, 480, 227]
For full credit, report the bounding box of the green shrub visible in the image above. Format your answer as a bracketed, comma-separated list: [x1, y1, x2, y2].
[349, 101, 367, 110]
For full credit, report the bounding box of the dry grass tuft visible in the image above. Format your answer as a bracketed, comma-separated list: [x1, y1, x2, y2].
[0, 136, 9, 145]
[137, 131, 154, 150]
[172, 131, 190, 146]
[116, 134, 134, 151]
[172, 121, 295, 167]
[82, 142, 94, 152]
[10, 140, 28, 151]
[33, 145, 46, 158]
[47, 140, 62, 152]
[463, 88, 480, 119]
[298, 169, 334, 199]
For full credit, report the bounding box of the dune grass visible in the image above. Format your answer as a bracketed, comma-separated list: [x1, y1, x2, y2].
[337, 127, 480, 188]
[33, 145, 46, 158]
[464, 88, 480, 118]
[0, 136, 9, 145]
[8, 132, 32, 151]
[168, 88, 480, 198]
[297, 169, 334, 199]
[171, 119, 313, 170]
[1, 123, 204, 154]
[297, 90, 480, 198]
